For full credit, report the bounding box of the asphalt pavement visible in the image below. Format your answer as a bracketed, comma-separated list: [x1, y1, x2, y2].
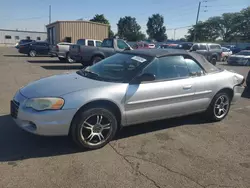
[0, 47, 250, 188]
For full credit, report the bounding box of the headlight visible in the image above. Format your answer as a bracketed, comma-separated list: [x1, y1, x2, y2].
[24, 97, 64, 111]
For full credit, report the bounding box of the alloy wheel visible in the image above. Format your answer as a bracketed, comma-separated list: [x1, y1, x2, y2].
[213, 95, 229, 119]
[80, 114, 112, 146]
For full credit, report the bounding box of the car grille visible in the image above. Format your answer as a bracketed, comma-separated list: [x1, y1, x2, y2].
[10, 100, 20, 119]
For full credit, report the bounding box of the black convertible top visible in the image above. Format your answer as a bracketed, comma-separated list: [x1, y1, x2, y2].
[121, 48, 219, 73]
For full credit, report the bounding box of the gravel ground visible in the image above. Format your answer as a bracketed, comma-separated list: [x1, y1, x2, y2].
[0, 47, 250, 188]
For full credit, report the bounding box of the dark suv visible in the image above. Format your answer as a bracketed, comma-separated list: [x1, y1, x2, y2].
[190, 43, 222, 65]
[18, 41, 50, 57]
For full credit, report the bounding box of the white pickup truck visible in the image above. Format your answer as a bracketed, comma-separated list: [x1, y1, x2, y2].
[50, 39, 102, 63]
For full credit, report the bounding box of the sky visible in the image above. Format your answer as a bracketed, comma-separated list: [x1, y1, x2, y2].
[0, 0, 249, 39]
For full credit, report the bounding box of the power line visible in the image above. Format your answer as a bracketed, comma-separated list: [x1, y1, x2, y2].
[2, 16, 47, 21]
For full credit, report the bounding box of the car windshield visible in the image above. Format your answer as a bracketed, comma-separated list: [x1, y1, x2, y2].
[77, 53, 153, 82]
[236, 51, 250, 56]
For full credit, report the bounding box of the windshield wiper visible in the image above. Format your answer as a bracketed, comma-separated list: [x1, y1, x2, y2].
[82, 69, 100, 77]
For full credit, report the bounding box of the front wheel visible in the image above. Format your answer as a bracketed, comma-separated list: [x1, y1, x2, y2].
[70, 107, 118, 149]
[29, 50, 36, 57]
[206, 92, 231, 121]
[58, 57, 66, 62]
[211, 57, 217, 65]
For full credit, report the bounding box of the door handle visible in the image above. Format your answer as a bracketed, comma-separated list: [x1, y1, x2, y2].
[183, 85, 192, 89]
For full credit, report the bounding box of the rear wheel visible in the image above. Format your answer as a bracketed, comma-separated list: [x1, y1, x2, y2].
[206, 92, 231, 121]
[91, 56, 103, 65]
[70, 107, 118, 149]
[211, 56, 217, 65]
[29, 50, 36, 57]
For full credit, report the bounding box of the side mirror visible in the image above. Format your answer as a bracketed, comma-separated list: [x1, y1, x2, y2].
[134, 73, 156, 83]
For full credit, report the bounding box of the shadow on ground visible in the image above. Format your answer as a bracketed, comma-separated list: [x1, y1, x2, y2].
[27, 60, 62, 64]
[41, 65, 83, 70]
[0, 114, 207, 162]
[241, 87, 250, 99]
[4, 54, 28, 57]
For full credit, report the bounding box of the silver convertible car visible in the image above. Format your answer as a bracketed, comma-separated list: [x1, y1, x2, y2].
[11, 49, 245, 149]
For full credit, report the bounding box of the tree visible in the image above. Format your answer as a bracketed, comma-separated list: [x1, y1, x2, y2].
[146, 14, 167, 42]
[89, 14, 114, 38]
[185, 6, 250, 42]
[117, 16, 145, 41]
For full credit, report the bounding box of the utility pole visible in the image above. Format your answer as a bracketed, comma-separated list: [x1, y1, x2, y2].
[49, 5, 51, 24]
[194, 1, 201, 42]
[174, 28, 176, 40]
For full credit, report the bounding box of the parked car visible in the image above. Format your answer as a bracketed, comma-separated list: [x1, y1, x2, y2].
[69, 38, 132, 65]
[133, 42, 151, 49]
[227, 50, 250, 66]
[246, 70, 250, 88]
[15, 39, 35, 49]
[222, 45, 241, 54]
[18, 41, 50, 57]
[148, 43, 155, 48]
[49, 42, 75, 63]
[158, 44, 179, 49]
[221, 47, 232, 61]
[190, 43, 222, 65]
[177, 42, 193, 50]
[11, 49, 244, 149]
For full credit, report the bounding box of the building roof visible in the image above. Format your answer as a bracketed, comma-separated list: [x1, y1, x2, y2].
[46, 20, 109, 28]
[122, 48, 189, 58]
[0, 29, 46, 34]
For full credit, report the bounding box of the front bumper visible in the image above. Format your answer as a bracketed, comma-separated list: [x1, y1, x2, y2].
[11, 91, 77, 136]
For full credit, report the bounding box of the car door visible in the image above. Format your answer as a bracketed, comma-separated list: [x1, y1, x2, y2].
[184, 57, 212, 111]
[196, 44, 209, 59]
[125, 55, 196, 125]
[100, 39, 115, 57]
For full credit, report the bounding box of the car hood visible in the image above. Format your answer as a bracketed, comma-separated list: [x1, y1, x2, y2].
[20, 72, 114, 98]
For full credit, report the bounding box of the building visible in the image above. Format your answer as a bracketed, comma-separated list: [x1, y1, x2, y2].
[0, 29, 47, 45]
[46, 21, 109, 44]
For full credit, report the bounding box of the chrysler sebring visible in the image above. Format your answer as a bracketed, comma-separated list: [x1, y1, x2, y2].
[11, 49, 245, 149]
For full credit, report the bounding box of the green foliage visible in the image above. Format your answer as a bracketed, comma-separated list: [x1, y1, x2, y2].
[117, 16, 146, 41]
[89, 14, 114, 38]
[146, 14, 167, 42]
[186, 6, 250, 42]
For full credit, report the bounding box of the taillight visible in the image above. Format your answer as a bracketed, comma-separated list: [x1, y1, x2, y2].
[56, 45, 59, 52]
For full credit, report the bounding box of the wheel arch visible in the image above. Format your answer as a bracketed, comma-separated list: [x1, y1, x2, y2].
[69, 99, 122, 135]
[91, 53, 105, 60]
[214, 87, 234, 101]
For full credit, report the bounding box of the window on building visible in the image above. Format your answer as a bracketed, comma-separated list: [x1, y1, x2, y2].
[26, 36, 31, 40]
[87, 40, 94, 46]
[5, 35, 11, 39]
[65, 37, 71, 43]
[37, 37, 41, 40]
[15, 36, 19, 40]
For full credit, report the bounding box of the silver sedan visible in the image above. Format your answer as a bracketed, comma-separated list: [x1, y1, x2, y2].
[11, 49, 245, 149]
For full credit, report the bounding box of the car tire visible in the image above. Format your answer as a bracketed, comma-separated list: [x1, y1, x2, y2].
[206, 91, 231, 122]
[211, 56, 217, 65]
[91, 56, 103, 65]
[70, 107, 118, 150]
[29, 50, 36, 57]
[58, 57, 66, 62]
[66, 53, 75, 64]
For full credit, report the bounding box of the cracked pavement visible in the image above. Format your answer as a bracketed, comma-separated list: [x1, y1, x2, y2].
[0, 47, 250, 188]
